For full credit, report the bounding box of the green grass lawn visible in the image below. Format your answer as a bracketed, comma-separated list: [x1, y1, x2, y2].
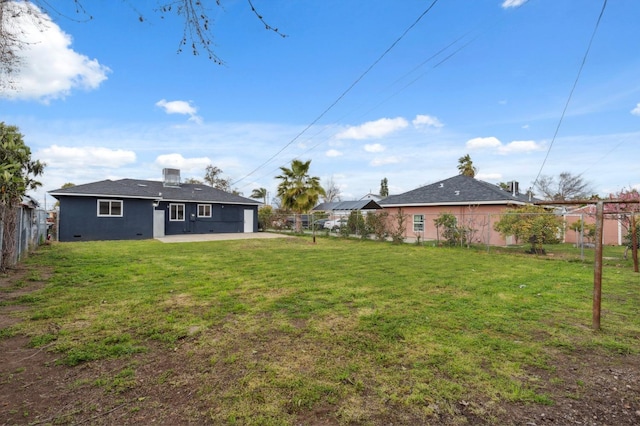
[3, 236, 640, 424]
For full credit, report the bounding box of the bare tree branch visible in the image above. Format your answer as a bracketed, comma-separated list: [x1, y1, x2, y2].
[0, 0, 285, 85]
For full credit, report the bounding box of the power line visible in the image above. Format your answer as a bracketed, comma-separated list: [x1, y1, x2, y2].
[532, 0, 608, 188]
[231, 0, 440, 187]
[233, 11, 511, 193]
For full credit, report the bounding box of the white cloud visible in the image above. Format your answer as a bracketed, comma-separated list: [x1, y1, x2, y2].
[326, 149, 343, 157]
[156, 99, 203, 124]
[370, 156, 401, 167]
[631, 103, 640, 116]
[466, 137, 543, 155]
[364, 143, 385, 153]
[335, 117, 408, 140]
[466, 136, 502, 149]
[502, 0, 528, 8]
[412, 114, 443, 128]
[498, 140, 543, 154]
[36, 145, 136, 168]
[1, 2, 110, 101]
[155, 153, 211, 171]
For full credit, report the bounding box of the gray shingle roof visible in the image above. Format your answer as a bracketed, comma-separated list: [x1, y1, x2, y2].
[49, 179, 259, 205]
[378, 175, 535, 206]
[312, 200, 382, 211]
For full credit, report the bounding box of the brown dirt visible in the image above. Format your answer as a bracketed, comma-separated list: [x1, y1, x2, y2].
[1, 267, 639, 425]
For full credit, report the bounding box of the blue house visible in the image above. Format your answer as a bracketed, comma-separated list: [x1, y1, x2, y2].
[49, 169, 260, 242]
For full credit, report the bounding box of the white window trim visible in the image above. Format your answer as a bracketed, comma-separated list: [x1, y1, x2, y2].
[413, 214, 424, 232]
[197, 204, 212, 218]
[169, 203, 185, 221]
[97, 200, 123, 217]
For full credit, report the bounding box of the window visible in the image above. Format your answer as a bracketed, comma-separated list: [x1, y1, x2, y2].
[413, 214, 424, 232]
[170, 204, 185, 221]
[97, 200, 123, 217]
[197, 204, 212, 218]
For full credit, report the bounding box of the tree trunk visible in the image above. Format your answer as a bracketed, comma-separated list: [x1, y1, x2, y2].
[0, 203, 19, 271]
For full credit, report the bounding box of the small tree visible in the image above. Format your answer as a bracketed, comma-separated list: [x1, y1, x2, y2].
[569, 219, 596, 245]
[257, 206, 273, 231]
[366, 211, 389, 241]
[346, 211, 366, 236]
[623, 219, 639, 261]
[389, 208, 407, 244]
[276, 159, 325, 232]
[494, 205, 564, 254]
[433, 212, 466, 246]
[605, 188, 640, 270]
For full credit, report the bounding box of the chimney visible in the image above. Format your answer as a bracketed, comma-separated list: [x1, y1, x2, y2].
[508, 181, 519, 196]
[163, 168, 181, 187]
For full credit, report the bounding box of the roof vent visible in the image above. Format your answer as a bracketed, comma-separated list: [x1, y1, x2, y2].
[439, 183, 444, 188]
[163, 168, 181, 187]
[506, 181, 519, 196]
[455, 190, 460, 196]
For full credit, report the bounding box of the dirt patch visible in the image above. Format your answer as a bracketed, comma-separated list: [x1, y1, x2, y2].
[1, 267, 640, 425]
[499, 349, 640, 425]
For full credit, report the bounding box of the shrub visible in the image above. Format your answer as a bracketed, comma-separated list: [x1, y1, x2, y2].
[389, 208, 407, 244]
[258, 206, 273, 231]
[494, 205, 564, 254]
[347, 211, 366, 236]
[366, 211, 389, 241]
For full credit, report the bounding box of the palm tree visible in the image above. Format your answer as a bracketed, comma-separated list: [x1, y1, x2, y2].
[250, 187, 268, 205]
[457, 154, 477, 177]
[276, 160, 325, 231]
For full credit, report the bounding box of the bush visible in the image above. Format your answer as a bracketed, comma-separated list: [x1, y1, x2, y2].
[366, 211, 389, 241]
[494, 205, 564, 254]
[258, 206, 273, 231]
[389, 208, 407, 244]
[347, 211, 366, 236]
[569, 219, 596, 244]
[434, 213, 460, 246]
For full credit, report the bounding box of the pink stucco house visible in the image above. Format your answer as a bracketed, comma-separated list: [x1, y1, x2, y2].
[378, 175, 538, 246]
[563, 205, 630, 246]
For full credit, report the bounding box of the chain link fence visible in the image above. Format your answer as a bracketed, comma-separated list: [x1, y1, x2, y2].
[0, 206, 48, 270]
[264, 209, 633, 262]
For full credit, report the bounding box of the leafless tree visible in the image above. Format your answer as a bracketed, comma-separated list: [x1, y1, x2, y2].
[0, 0, 285, 89]
[533, 172, 594, 201]
[0, 1, 34, 90]
[322, 176, 341, 203]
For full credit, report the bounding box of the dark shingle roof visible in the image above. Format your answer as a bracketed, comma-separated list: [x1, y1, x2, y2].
[378, 175, 535, 206]
[49, 179, 259, 205]
[312, 200, 382, 211]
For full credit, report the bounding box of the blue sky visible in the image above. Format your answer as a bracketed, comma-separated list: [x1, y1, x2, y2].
[1, 0, 639, 207]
